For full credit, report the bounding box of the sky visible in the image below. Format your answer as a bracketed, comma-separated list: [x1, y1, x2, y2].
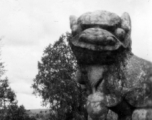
[0, 0, 152, 109]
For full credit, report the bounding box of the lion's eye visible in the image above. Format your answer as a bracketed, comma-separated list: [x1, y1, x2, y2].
[114, 28, 125, 40]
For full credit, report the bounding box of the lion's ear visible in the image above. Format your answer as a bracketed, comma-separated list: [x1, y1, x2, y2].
[69, 15, 77, 30]
[121, 12, 131, 31]
[120, 12, 132, 48]
[69, 15, 77, 26]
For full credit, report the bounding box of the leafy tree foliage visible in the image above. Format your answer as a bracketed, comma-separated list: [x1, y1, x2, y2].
[33, 34, 87, 120]
[3, 104, 36, 120]
[0, 78, 16, 108]
[0, 57, 16, 119]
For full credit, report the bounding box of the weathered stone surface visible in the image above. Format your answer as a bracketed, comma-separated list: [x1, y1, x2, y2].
[69, 10, 152, 120]
[107, 110, 118, 120]
[77, 10, 121, 27]
[132, 109, 152, 120]
[86, 92, 108, 119]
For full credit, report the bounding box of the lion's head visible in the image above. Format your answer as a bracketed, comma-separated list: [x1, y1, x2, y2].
[69, 10, 132, 64]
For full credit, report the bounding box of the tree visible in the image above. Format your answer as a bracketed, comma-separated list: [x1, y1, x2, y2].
[0, 79, 36, 120]
[3, 103, 36, 120]
[0, 54, 16, 119]
[0, 79, 16, 108]
[32, 34, 87, 120]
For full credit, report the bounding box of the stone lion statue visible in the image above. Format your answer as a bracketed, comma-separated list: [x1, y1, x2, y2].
[69, 10, 152, 120]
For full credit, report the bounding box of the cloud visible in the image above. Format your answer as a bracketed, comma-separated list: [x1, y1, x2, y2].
[10, 81, 47, 109]
[131, 1, 152, 60]
[11, 82, 32, 95]
[17, 93, 47, 109]
[1, 11, 44, 46]
[2, 45, 41, 83]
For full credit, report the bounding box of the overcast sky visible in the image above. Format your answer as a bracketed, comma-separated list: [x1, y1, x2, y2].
[0, 0, 152, 109]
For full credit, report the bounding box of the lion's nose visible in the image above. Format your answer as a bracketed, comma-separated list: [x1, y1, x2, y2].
[79, 28, 117, 46]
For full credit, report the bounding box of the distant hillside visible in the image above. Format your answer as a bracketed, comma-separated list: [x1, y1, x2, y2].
[27, 109, 49, 114]
[26, 109, 50, 119]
